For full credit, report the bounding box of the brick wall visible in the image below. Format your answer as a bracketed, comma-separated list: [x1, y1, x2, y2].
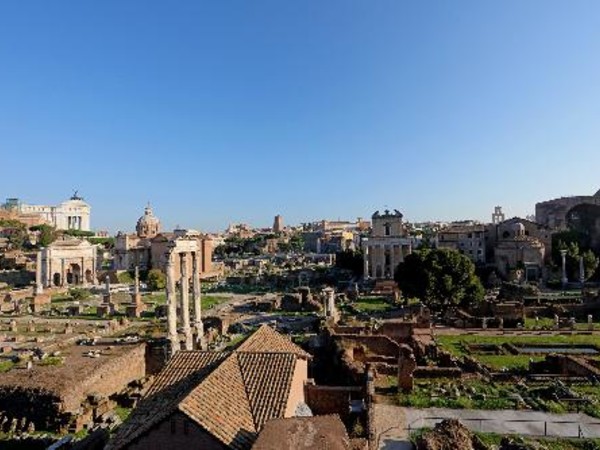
[62, 343, 146, 413]
[128, 411, 228, 450]
[335, 335, 400, 358]
[304, 383, 363, 421]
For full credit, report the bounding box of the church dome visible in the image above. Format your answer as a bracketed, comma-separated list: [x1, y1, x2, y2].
[136, 205, 161, 238]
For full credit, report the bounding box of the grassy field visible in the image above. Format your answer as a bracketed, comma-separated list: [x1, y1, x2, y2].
[145, 292, 230, 310]
[436, 333, 600, 358]
[396, 378, 517, 410]
[352, 296, 394, 313]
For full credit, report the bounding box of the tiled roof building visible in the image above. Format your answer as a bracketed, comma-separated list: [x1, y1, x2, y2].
[107, 325, 311, 450]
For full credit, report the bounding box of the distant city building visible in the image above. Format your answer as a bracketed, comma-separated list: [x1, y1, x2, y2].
[437, 221, 486, 264]
[363, 209, 412, 279]
[273, 214, 283, 233]
[536, 188, 600, 251]
[492, 221, 546, 281]
[3, 193, 91, 231]
[114, 206, 217, 279]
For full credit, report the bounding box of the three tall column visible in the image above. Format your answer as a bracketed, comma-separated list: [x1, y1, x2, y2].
[166, 250, 204, 355]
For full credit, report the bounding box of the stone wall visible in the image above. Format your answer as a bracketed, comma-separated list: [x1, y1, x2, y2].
[61, 343, 146, 413]
[305, 383, 363, 422]
[334, 335, 400, 359]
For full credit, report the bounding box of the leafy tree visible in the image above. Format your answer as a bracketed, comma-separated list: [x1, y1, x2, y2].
[147, 269, 166, 291]
[394, 248, 484, 310]
[553, 238, 599, 281]
[30, 224, 57, 247]
[336, 250, 364, 277]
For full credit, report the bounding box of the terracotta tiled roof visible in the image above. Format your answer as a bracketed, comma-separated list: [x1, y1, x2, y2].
[180, 354, 258, 449]
[236, 325, 311, 359]
[108, 351, 227, 450]
[252, 415, 352, 450]
[238, 352, 296, 429]
[108, 326, 309, 450]
[145, 351, 228, 397]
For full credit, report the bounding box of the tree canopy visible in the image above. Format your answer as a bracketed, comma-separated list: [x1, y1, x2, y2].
[394, 248, 484, 309]
[147, 269, 166, 291]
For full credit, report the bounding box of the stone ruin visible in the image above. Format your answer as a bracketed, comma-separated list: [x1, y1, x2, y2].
[280, 287, 322, 313]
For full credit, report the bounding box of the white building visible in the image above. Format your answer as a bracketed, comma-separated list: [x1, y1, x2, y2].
[17, 193, 91, 231]
[363, 209, 412, 279]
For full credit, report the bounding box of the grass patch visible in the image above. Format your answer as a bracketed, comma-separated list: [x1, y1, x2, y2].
[398, 378, 517, 410]
[437, 334, 600, 359]
[0, 360, 14, 373]
[38, 356, 64, 367]
[476, 354, 544, 371]
[143, 293, 229, 310]
[353, 296, 393, 313]
[114, 406, 132, 422]
[202, 295, 230, 310]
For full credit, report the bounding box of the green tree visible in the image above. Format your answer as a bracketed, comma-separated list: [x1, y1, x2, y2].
[336, 250, 364, 277]
[394, 248, 484, 309]
[147, 269, 166, 291]
[554, 238, 599, 281]
[31, 224, 57, 247]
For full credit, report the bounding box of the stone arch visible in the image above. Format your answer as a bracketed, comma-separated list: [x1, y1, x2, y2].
[53, 273, 61, 286]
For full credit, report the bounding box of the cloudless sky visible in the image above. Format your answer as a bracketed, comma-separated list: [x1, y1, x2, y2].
[1, 1, 599, 233]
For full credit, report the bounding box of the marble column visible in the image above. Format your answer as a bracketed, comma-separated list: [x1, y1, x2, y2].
[35, 251, 43, 295]
[180, 253, 193, 350]
[363, 245, 369, 279]
[192, 252, 204, 346]
[166, 253, 179, 354]
[560, 249, 568, 289]
[61, 259, 66, 287]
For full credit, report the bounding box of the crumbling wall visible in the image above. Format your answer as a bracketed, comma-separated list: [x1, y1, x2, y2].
[61, 343, 146, 413]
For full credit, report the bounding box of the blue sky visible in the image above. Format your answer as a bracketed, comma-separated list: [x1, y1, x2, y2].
[1, 1, 599, 233]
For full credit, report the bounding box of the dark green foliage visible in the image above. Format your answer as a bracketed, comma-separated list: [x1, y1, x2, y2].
[394, 248, 484, 309]
[147, 269, 166, 291]
[30, 224, 58, 247]
[63, 229, 95, 238]
[552, 231, 599, 280]
[336, 250, 364, 277]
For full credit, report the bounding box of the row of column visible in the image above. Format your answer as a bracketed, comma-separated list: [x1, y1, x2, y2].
[166, 251, 204, 354]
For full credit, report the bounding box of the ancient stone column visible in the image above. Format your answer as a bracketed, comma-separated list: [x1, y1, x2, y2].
[134, 266, 140, 302]
[35, 251, 43, 295]
[560, 249, 568, 289]
[192, 252, 204, 346]
[61, 259, 66, 287]
[166, 253, 179, 355]
[363, 244, 369, 279]
[180, 253, 193, 350]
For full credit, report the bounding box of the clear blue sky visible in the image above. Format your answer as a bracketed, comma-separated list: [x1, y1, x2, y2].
[1, 1, 599, 233]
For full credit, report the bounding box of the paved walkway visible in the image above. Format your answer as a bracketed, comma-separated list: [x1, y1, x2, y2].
[373, 405, 600, 449]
